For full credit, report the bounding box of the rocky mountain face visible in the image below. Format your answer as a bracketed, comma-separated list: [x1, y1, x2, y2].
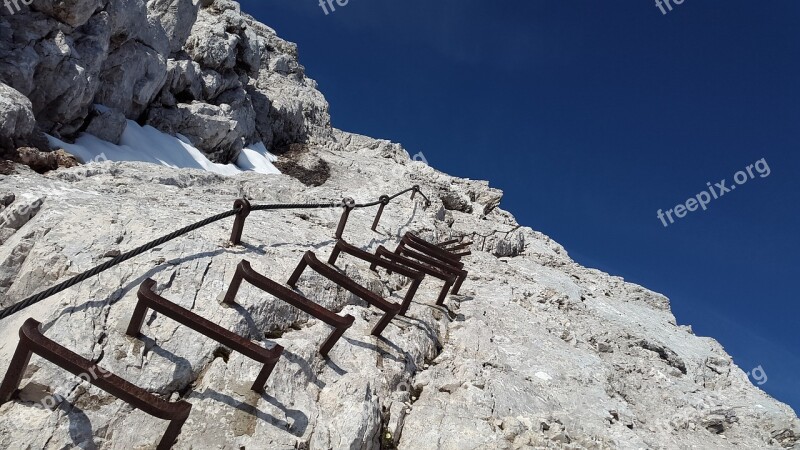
[1, 1, 799, 449]
[1, 0, 329, 162]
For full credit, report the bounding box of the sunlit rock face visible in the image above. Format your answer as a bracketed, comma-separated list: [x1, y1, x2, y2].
[0, 1, 798, 449]
[0, 0, 331, 162]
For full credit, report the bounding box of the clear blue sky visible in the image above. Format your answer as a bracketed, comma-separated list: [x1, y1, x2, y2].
[242, 0, 800, 412]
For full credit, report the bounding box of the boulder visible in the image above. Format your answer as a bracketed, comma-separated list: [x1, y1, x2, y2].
[95, 40, 168, 119]
[84, 106, 127, 144]
[185, 17, 239, 71]
[105, 0, 170, 56]
[146, 0, 200, 54]
[146, 98, 255, 162]
[20, 12, 111, 136]
[0, 83, 35, 148]
[159, 59, 204, 106]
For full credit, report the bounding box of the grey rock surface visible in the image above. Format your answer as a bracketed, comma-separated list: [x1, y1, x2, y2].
[147, 0, 200, 54]
[0, 83, 35, 147]
[84, 106, 127, 144]
[34, 0, 103, 28]
[0, 135, 797, 449]
[1, 0, 331, 161]
[146, 97, 254, 162]
[95, 39, 168, 119]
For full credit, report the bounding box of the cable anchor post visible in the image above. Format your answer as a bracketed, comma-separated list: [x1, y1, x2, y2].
[335, 197, 355, 240]
[371, 195, 391, 232]
[229, 198, 252, 246]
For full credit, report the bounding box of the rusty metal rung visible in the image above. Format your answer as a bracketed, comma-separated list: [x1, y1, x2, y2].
[328, 240, 425, 316]
[287, 251, 401, 337]
[392, 244, 468, 299]
[127, 279, 283, 393]
[441, 241, 472, 252]
[222, 260, 355, 357]
[0, 318, 192, 450]
[436, 238, 462, 247]
[401, 233, 465, 268]
[373, 246, 456, 309]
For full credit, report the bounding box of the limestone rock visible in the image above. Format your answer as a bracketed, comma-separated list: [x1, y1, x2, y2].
[34, 12, 110, 136]
[105, 0, 170, 56]
[95, 40, 168, 119]
[0, 83, 35, 148]
[146, 98, 255, 162]
[33, 0, 104, 27]
[84, 106, 127, 144]
[0, 147, 797, 449]
[147, 0, 201, 54]
[200, 67, 242, 101]
[245, 16, 333, 152]
[1, 0, 332, 165]
[185, 19, 239, 71]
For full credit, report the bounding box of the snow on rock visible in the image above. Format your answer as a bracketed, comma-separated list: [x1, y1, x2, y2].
[235, 142, 280, 175]
[47, 120, 280, 176]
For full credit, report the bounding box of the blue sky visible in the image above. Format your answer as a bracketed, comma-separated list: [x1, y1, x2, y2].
[241, 1, 800, 412]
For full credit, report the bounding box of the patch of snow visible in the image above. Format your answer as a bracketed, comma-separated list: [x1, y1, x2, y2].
[47, 120, 280, 176]
[235, 142, 280, 175]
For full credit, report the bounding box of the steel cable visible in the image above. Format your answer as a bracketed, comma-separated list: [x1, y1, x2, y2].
[0, 187, 429, 321]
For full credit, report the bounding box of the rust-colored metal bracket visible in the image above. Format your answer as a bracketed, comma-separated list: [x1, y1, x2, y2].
[335, 197, 356, 239]
[222, 260, 355, 357]
[328, 240, 425, 315]
[287, 251, 401, 336]
[410, 185, 430, 206]
[372, 245, 457, 308]
[0, 318, 192, 450]
[399, 233, 466, 267]
[373, 185, 430, 232]
[127, 279, 283, 393]
[394, 238, 464, 270]
[229, 198, 252, 245]
[439, 241, 472, 252]
[436, 238, 462, 248]
[371, 195, 391, 232]
[394, 245, 468, 295]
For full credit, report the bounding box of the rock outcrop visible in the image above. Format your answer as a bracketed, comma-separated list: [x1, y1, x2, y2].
[0, 0, 331, 162]
[0, 83, 35, 149]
